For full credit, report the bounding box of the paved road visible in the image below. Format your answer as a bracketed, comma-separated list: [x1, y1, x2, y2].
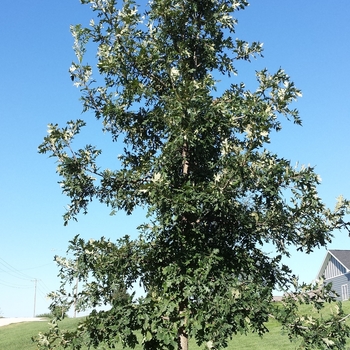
[0, 318, 45, 327]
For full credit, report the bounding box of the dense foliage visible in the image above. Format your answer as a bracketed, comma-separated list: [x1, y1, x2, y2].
[36, 0, 350, 349]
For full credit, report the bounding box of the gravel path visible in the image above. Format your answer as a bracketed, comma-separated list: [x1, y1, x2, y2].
[0, 318, 45, 327]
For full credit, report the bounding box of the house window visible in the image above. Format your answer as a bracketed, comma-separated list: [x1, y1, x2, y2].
[341, 284, 349, 301]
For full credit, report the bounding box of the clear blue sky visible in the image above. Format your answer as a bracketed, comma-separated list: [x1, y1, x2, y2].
[1, 1, 349, 318]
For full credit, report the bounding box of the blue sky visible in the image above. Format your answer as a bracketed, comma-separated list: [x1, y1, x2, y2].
[1, 1, 350, 318]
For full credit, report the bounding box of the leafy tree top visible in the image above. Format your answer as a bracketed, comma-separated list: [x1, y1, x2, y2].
[37, 1, 350, 349]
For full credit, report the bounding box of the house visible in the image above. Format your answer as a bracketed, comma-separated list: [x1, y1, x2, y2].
[316, 250, 350, 301]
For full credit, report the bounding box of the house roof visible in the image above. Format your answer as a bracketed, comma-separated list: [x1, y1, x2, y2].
[316, 250, 350, 280]
[329, 250, 350, 270]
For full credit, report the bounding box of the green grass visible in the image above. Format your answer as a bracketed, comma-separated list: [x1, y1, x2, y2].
[2, 302, 350, 350]
[0, 319, 50, 350]
[0, 318, 89, 350]
[0, 318, 302, 350]
[0, 318, 300, 350]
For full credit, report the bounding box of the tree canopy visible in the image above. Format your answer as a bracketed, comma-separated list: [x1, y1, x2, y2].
[36, 0, 350, 349]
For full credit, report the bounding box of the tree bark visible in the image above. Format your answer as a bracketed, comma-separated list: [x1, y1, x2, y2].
[179, 140, 189, 350]
[178, 285, 188, 350]
[178, 327, 188, 350]
[182, 142, 189, 176]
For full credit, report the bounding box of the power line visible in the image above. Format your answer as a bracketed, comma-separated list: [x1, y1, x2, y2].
[39, 280, 52, 293]
[0, 257, 56, 316]
[0, 280, 32, 289]
[0, 266, 32, 281]
[20, 262, 53, 271]
[0, 257, 35, 280]
[37, 284, 50, 299]
[0, 257, 56, 313]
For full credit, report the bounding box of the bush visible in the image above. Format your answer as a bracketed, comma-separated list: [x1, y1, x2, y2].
[36, 307, 69, 319]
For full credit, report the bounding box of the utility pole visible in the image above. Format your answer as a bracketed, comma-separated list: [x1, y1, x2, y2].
[32, 279, 37, 317]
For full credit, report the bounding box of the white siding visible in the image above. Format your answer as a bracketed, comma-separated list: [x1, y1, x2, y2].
[324, 256, 346, 279]
[325, 273, 350, 301]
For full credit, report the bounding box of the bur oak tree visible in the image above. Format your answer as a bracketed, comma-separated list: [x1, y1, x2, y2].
[37, 0, 350, 349]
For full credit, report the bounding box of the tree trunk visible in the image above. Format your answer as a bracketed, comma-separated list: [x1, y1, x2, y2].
[177, 270, 189, 350]
[179, 144, 189, 350]
[178, 328, 188, 350]
[182, 142, 189, 176]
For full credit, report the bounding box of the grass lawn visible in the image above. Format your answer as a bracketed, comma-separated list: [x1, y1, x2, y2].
[0, 318, 300, 350]
[0, 319, 51, 350]
[2, 302, 350, 349]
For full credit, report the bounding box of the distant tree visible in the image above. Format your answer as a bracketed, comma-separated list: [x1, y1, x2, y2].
[36, 0, 350, 349]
